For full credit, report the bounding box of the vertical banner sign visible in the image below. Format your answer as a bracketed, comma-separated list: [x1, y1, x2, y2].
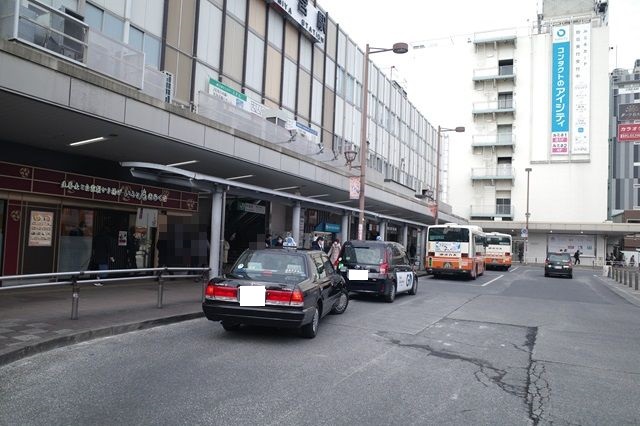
[349, 176, 360, 200]
[551, 26, 571, 155]
[571, 23, 590, 154]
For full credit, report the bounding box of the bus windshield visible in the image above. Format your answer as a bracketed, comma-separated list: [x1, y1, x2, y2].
[428, 227, 470, 242]
[487, 236, 511, 245]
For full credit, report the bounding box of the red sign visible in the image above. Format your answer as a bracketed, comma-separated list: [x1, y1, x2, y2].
[0, 161, 198, 212]
[618, 124, 640, 142]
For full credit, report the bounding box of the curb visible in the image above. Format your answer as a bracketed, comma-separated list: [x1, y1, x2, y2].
[597, 276, 640, 308]
[0, 312, 204, 368]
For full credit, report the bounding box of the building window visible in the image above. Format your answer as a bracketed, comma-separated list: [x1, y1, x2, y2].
[198, 0, 223, 69]
[496, 198, 511, 215]
[267, 9, 283, 49]
[282, 58, 297, 109]
[85, 3, 124, 41]
[246, 32, 264, 91]
[127, 25, 161, 69]
[498, 92, 513, 109]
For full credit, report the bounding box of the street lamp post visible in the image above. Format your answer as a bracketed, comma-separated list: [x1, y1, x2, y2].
[433, 125, 465, 225]
[525, 167, 532, 263]
[357, 42, 408, 240]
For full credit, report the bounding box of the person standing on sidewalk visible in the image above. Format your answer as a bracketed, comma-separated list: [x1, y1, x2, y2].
[328, 238, 341, 267]
[92, 226, 115, 285]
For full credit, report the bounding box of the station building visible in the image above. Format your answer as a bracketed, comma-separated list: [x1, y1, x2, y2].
[0, 0, 447, 277]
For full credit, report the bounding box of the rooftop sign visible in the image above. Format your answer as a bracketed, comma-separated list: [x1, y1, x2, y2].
[266, 0, 326, 45]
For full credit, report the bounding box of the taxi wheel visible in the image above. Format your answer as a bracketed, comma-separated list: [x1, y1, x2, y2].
[301, 305, 319, 338]
[221, 321, 241, 331]
[408, 276, 418, 295]
[330, 290, 349, 314]
[384, 282, 396, 303]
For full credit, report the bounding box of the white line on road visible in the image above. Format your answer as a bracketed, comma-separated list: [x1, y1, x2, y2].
[510, 266, 520, 272]
[481, 274, 504, 287]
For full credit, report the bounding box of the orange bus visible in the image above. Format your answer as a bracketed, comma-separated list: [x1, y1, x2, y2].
[426, 224, 486, 280]
[484, 232, 512, 271]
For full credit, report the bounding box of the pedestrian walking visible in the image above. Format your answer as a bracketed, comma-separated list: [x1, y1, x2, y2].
[328, 238, 341, 267]
[629, 255, 635, 267]
[265, 233, 272, 248]
[574, 249, 581, 265]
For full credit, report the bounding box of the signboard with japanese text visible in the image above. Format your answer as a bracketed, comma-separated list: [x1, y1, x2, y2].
[570, 23, 590, 155]
[0, 161, 198, 212]
[551, 26, 571, 155]
[28, 211, 54, 247]
[618, 124, 640, 142]
[208, 78, 265, 117]
[618, 103, 640, 122]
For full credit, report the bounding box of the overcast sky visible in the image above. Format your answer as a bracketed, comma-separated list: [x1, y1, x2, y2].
[318, 0, 639, 126]
[319, 0, 639, 69]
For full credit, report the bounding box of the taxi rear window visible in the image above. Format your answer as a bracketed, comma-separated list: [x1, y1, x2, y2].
[342, 244, 385, 265]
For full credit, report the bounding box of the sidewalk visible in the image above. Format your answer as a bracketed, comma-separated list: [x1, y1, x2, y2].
[0, 278, 205, 367]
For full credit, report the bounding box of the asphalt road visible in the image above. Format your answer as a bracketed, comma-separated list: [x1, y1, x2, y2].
[1, 266, 639, 425]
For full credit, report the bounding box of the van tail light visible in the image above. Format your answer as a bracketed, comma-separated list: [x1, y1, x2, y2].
[266, 288, 304, 307]
[461, 253, 469, 258]
[380, 250, 389, 274]
[205, 283, 238, 302]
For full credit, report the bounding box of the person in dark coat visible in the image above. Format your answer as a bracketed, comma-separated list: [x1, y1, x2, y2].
[126, 226, 139, 269]
[92, 227, 115, 285]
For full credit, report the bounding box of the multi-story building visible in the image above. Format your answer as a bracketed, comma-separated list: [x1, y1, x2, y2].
[0, 0, 449, 277]
[429, 0, 638, 263]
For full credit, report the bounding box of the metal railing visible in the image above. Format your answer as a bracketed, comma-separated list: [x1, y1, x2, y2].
[86, 28, 144, 89]
[0, 267, 210, 320]
[472, 133, 515, 147]
[470, 204, 514, 217]
[471, 167, 515, 179]
[472, 100, 515, 113]
[1, 0, 89, 64]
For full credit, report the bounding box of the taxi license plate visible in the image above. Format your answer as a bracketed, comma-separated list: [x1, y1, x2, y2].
[239, 286, 266, 306]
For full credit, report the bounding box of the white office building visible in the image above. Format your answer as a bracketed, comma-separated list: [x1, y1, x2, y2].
[414, 0, 639, 263]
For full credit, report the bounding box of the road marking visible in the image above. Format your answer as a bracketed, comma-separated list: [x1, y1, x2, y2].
[510, 266, 520, 272]
[480, 274, 504, 287]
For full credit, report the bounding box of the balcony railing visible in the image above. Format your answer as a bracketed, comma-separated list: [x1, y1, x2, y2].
[470, 204, 514, 218]
[86, 28, 144, 89]
[473, 65, 515, 80]
[472, 133, 515, 147]
[471, 167, 515, 180]
[0, 0, 88, 64]
[472, 100, 515, 114]
[473, 29, 517, 44]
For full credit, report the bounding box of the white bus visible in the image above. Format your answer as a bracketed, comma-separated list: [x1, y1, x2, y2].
[426, 223, 486, 279]
[484, 232, 512, 271]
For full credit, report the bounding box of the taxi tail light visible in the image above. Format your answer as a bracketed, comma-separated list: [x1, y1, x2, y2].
[265, 288, 304, 307]
[205, 283, 238, 302]
[380, 251, 389, 274]
[266, 289, 292, 305]
[290, 288, 304, 307]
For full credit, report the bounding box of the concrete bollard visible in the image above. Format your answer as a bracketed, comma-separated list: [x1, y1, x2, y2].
[624, 269, 629, 286]
[635, 272, 639, 291]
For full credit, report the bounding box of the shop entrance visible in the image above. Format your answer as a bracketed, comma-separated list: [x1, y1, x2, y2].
[20, 205, 60, 274]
